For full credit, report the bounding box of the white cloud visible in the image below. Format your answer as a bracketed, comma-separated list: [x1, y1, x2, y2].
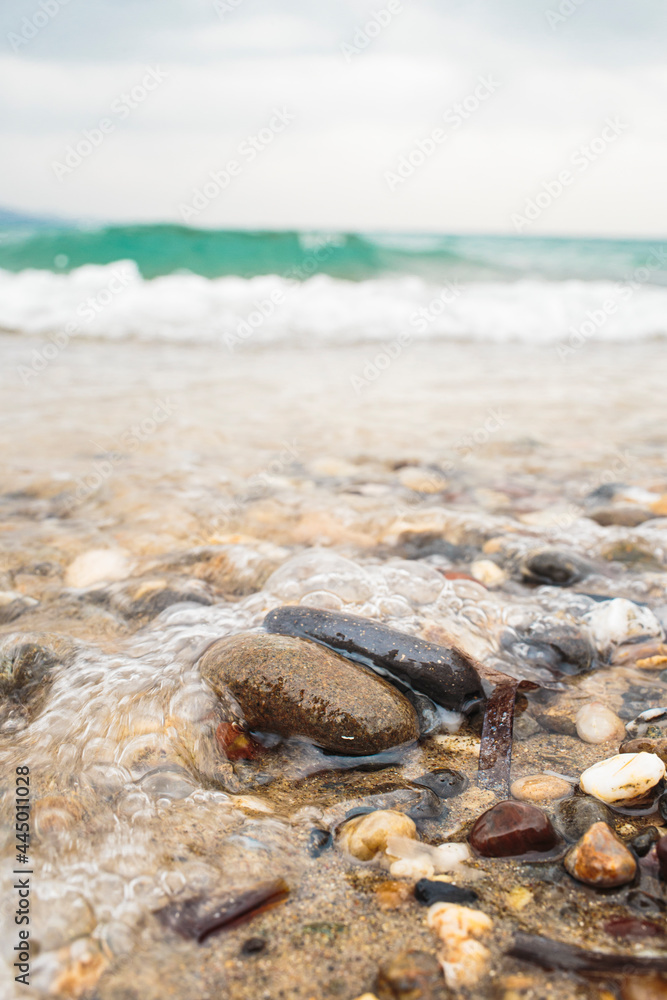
[1, 0, 666, 234]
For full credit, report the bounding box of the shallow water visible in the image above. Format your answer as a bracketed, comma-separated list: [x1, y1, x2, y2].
[2, 334, 667, 998]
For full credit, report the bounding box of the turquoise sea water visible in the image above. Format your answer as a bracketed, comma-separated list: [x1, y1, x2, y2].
[1, 222, 666, 284]
[1, 220, 665, 345]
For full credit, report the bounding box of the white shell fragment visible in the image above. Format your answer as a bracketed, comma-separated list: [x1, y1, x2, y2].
[575, 702, 626, 744]
[579, 752, 665, 804]
[427, 902, 493, 989]
[386, 837, 470, 879]
[625, 707, 667, 739]
[585, 598, 663, 655]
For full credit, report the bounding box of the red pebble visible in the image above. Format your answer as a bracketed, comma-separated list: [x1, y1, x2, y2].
[605, 917, 665, 940]
[469, 800, 559, 858]
[656, 836, 667, 880]
[215, 722, 261, 761]
[441, 571, 486, 586]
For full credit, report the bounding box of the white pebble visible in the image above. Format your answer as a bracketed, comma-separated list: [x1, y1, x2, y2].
[575, 702, 625, 744]
[586, 598, 663, 654]
[470, 560, 507, 587]
[510, 773, 573, 801]
[386, 837, 470, 879]
[65, 549, 132, 588]
[580, 752, 665, 804]
[398, 466, 448, 493]
[427, 902, 493, 989]
[338, 810, 417, 862]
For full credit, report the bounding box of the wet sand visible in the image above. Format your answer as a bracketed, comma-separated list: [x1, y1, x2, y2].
[2, 333, 667, 1000]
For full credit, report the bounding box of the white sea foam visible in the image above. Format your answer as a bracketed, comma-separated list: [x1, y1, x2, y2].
[1, 261, 666, 346]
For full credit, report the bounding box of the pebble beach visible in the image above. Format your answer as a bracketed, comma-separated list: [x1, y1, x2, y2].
[2, 330, 667, 999]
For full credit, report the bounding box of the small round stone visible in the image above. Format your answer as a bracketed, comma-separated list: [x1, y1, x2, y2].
[580, 752, 666, 804]
[658, 792, 667, 823]
[308, 828, 333, 857]
[510, 774, 573, 803]
[470, 559, 507, 587]
[657, 836, 667, 880]
[374, 881, 413, 910]
[412, 768, 468, 800]
[564, 821, 637, 888]
[240, 937, 266, 955]
[620, 974, 667, 1000]
[575, 702, 626, 744]
[338, 809, 417, 862]
[377, 949, 448, 1000]
[65, 547, 131, 588]
[629, 827, 660, 858]
[626, 890, 665, 916]
[622, 739, 667, 767]
[552, 796, 614, 843]
[469, 800, 559, 858]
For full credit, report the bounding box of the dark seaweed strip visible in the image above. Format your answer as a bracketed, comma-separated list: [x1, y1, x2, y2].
[263, 606, 483, 712]
[154, 879, 289, 943]
[509, 932, 667, 973]
[477, 681, 518, 795]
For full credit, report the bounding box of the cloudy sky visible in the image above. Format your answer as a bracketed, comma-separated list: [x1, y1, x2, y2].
[1, 0, 666, 235]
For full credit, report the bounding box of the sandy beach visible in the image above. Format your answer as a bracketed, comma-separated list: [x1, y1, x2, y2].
[2, 332, 667, 999]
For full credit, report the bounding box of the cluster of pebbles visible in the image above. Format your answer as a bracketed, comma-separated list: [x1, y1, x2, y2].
[2, 449, 667, 1000]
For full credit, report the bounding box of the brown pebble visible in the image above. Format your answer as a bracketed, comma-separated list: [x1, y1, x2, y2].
[510, 774, 573, 802]
[621, 739, 667, 768]
[656, 837, 667, 880]
[564, 822, 637, 888]
[534, 710, 577, 737]
[200, 632, 419, 755]
[376, 949, 449, 1000]
[469, 800, 559, 858]
[374, 881, 414, 909]
[620, 974, 667, 1000]
[590, 506, 654, 528]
